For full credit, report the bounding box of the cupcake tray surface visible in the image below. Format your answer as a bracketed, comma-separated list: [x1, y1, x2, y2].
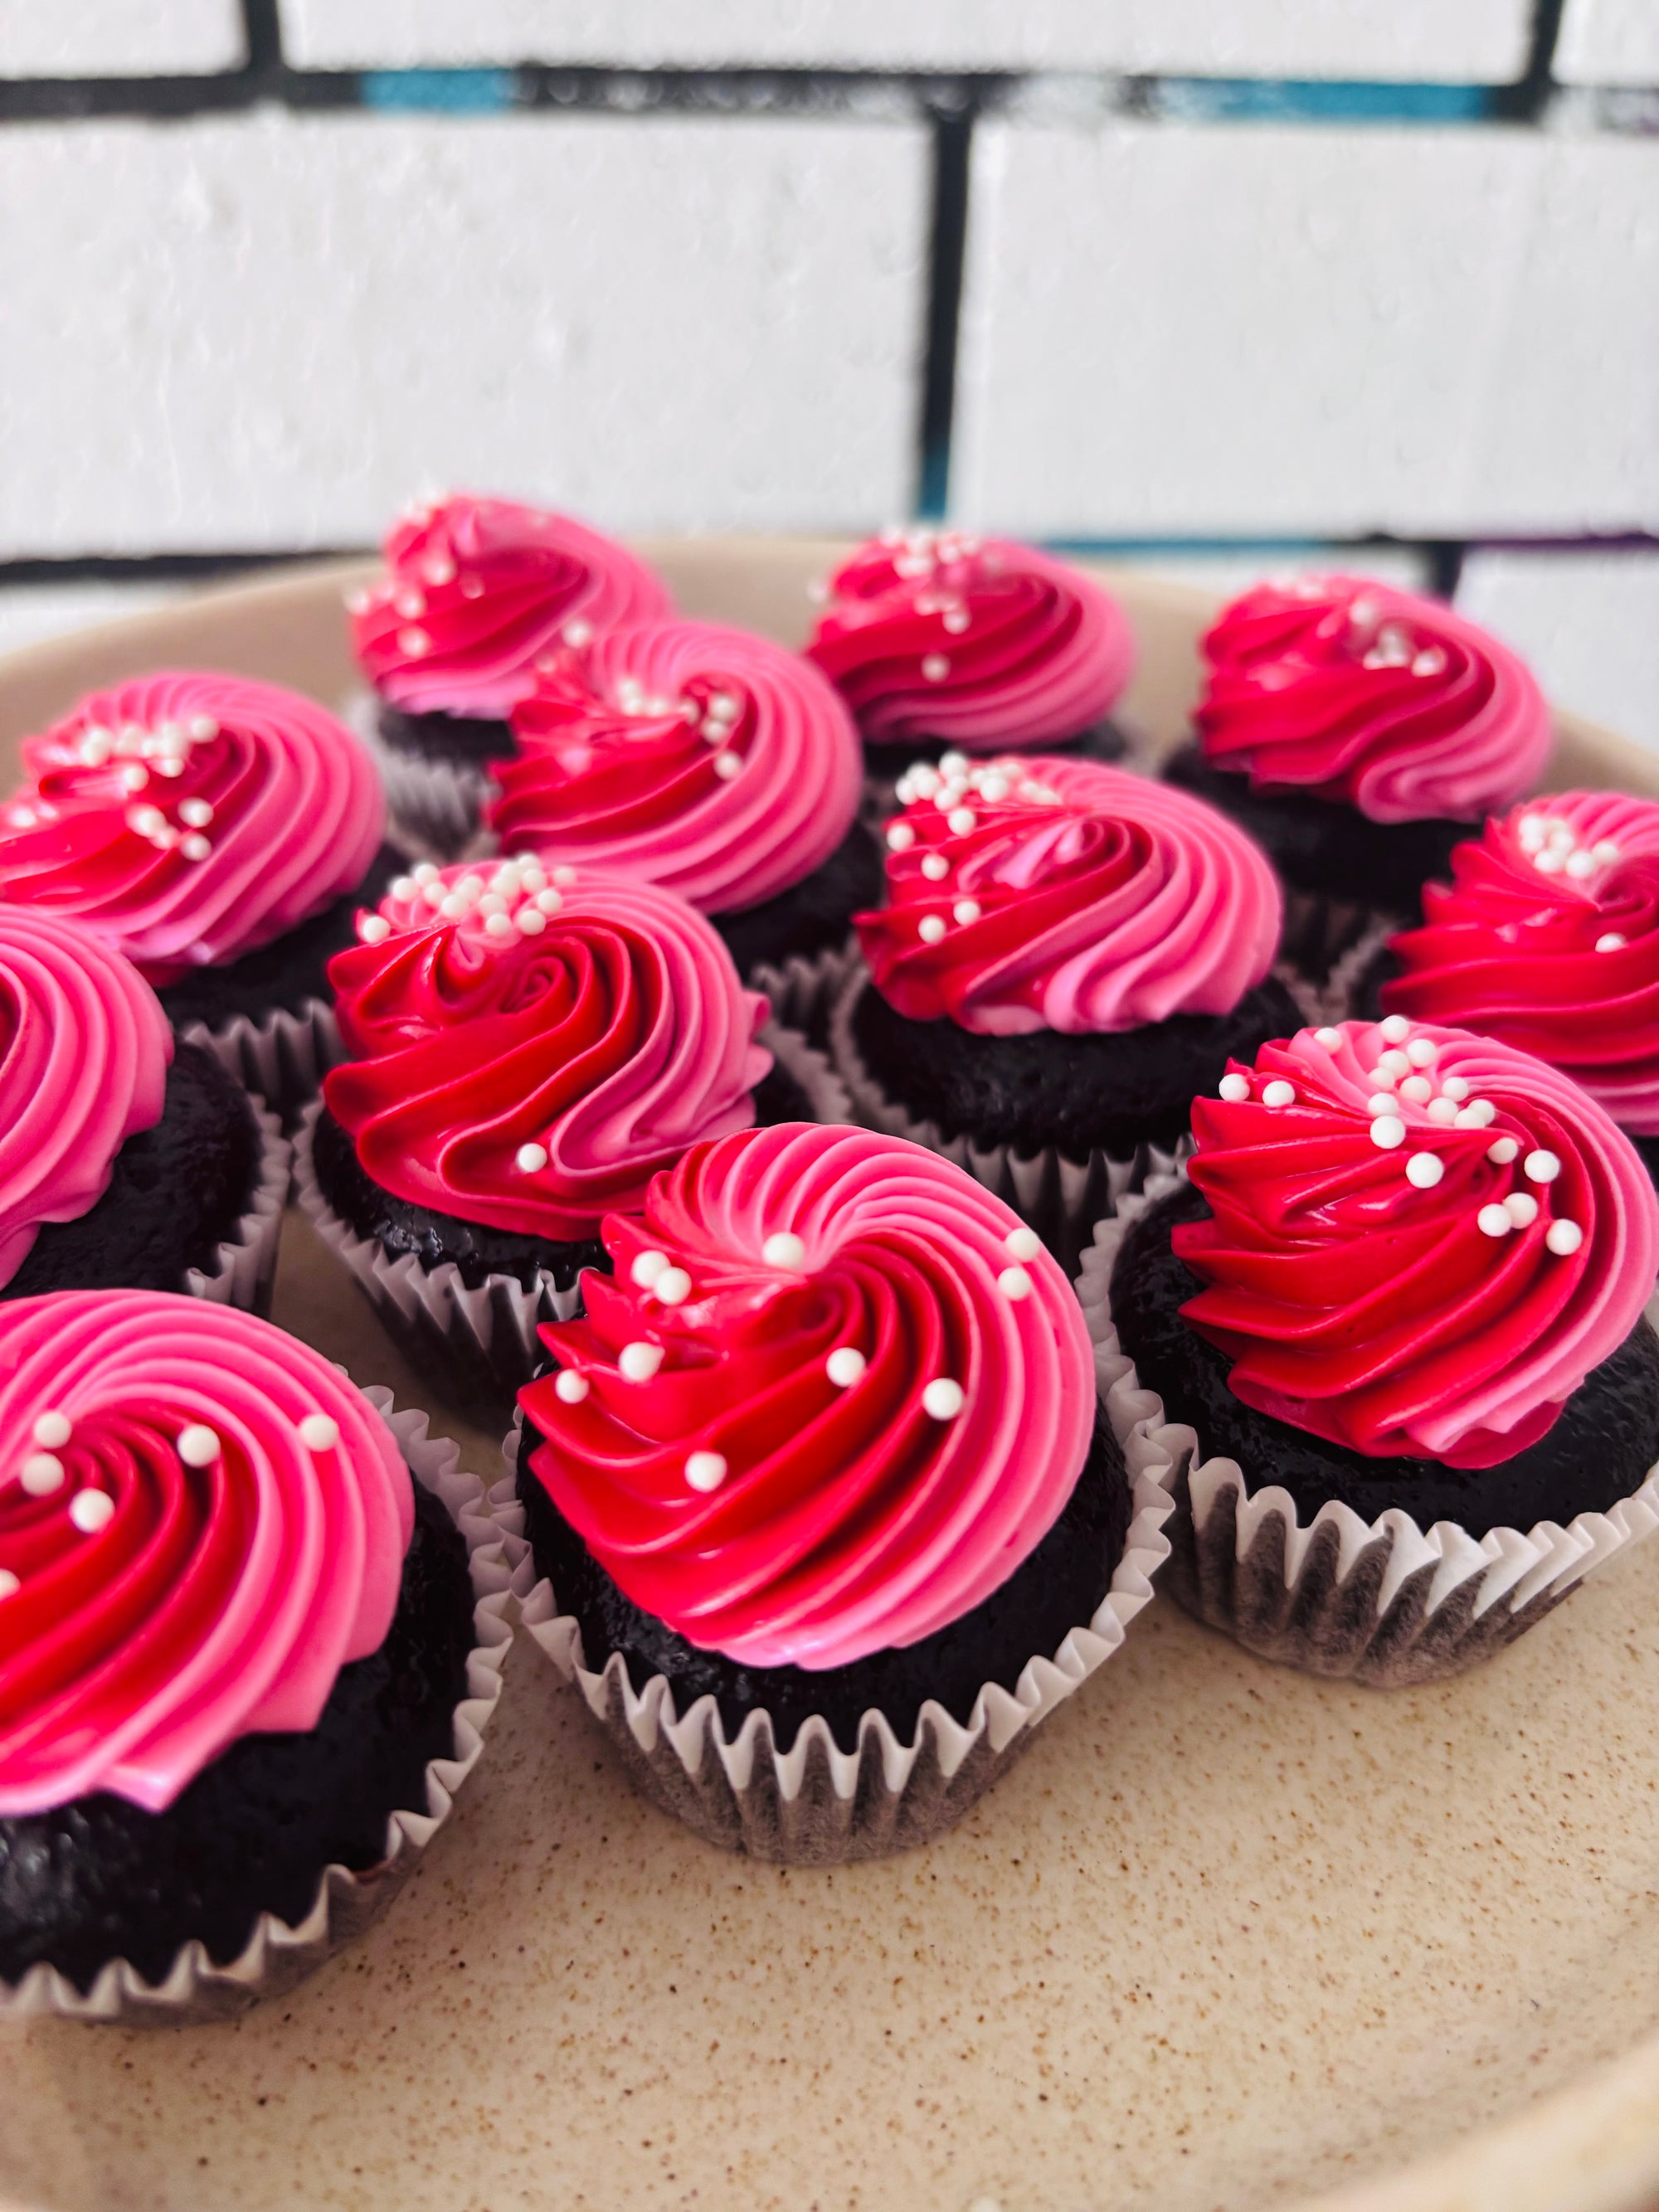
[4, 546, 1659, 2212]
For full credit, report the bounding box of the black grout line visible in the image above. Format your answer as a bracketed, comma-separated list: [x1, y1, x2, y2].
[916, 97, 975, 518]
[1426, 542, 1467, 600]
[1491, 0, 1568, 118]
[0, 551, 368, 586]
[240, 0, 285, 78]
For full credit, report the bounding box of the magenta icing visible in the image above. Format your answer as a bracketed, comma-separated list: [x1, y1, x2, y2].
[0, 1290, 412, 1816]
[857, 753, 1282, 1036]
[0, 911, 172, 1291]
[0, 671, 386, 985]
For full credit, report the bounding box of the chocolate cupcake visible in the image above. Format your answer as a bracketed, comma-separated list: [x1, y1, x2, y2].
[1088, 1015, 1659, 1685]
[348, 492, 671, 856]
[0, 908, 286, 1314]
[0, 670, 398, 1116]
[1164, 576, 1552, 982]
[829, 753, 1301, 1268]
[805, 532, 1136, 804]
[298, 863, 846, 1418]
[0, 1291, 505, 2020]
[489, 618, 878, 1004]
[1364, 794, 1659, 1193]
[499, 1121, 1172, 1863]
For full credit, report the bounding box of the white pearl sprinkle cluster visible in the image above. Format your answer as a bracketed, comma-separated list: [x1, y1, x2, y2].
[869, 527, 992, 670]
[888, 756, 1065, 945]
[1515, 812, 1623, 890]
[1350, 609, 1447, 681]
[23, 713, 224, 858]
[369, 854, 581, 960]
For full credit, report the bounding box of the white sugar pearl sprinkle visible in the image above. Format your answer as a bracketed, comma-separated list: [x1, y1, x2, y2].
[391, 875, 417, 901]
[0, 1571, 17, 1600]
[1315, 1027, 1343, 1050]
[1525, 1150, 1562, 1184]
[1456, 1100, 1496, 1128]
[358, 915, 392, 945]
[1440, 1077, 1471, 1102]
[1593, 839, 1621, 865]
[1546, 1219, 1584, 1256]
[1487, 1136, 1520, 1164]
[952, 899, 981, 926]
[534, 887, 563, 914]
[298, 1414, 340, 1451]
[918, 914, 947, 945]
[32, 1412, 71, 1449]
[177, 1425, 221, 1467]
[713, 753, 742, 780]
[887, 823, 916, 853]
[484, 912, 514, 938]
[939, 751, 969, 774]
[686, 1451, 728, 1493]
[997, 1265, 1034, 1300]
[922, 655, 951, 682]
[554, 1369, 590, 1404]
[920, 853, 950, 881]
[1370, 1115, 1406, 1150]
[1379, 1015, 1411, 1044]
[654, 1267, 692, 1306]
[1367, 1092, 1398, 1116]
[1379, 1049, 1412, 1079]
[1427, 1097, 1460, 1125]
[552, 865, 577, 886]
[947, 807, 977, 835]
[1566, 850, 1595, 879]
[618, 1343, 664, 1383]
[826, 1347, 867, 1388]
[1399, 1076, 1433, 1105]
[1005, 1227, 1043, 1262]
[762, 1232, 807, 1271]
[413, 862, 440, 883]
[1219, 1073, 1251, 1103]
[1405, 1152, 1444, 1189]
[1262, 1080, 1296, 1108]
[1506, 1192, 1540, 1228]
[515, 1142, 548, 1173]
[20, 1453, 64, 1495]
[1406, 1038, 1438, 1067]
[518, 908, 547, 936]
[1477, 1203, 1513, 1238]
[1598, 932, 1627, 952]
[630, 1249, 669, 1288]
[922, 1378, 965, 1420]
[70, 1490, 114, 1535]
[1366, 1067, 1395, 1091]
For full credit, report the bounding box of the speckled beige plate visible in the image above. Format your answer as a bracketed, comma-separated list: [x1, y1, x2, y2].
[4, 546, 1659, 2212]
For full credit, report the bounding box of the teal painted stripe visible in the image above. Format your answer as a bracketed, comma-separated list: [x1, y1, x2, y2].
[1147, 78, 1493, 124]
[360, 69, 518, 114]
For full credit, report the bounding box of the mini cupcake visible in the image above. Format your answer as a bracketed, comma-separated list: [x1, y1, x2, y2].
[805, 531, 1136, 798]
[829, 753, 1300, 1265]
[0, 1291, 504, 2020]
[500, 1121, 1172, 1863]
[0, 910, 285, 1314]
[0, 669, 397, 1113]
[1362, 795, 1659, 1190]
[1092, 1015, 1659, 1685]
[299, 863, 844, 1416]
[1164, 576, 1552, 979]
[349, 492, 671, 855]
[489, 619, 878, 997]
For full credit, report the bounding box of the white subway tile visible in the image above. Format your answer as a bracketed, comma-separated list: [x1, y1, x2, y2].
[281, 0, 1530, 82]
[1121, 546, 1433, 601]
[1556, 0, 1659, 86]
[0, 112, 927, 557]
[0, 582, 192, 660]
[0, 2, 244, 75]
[1458, 549, 1659, 755]
[954, 119, 1659, 539]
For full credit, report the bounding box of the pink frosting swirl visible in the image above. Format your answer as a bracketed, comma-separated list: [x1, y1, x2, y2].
[351, 493, 671, 717]
[325, 862, 771, 1242]
[0, 1290, 411, 1816]
[857, 754, 1281, 1037]
[1180, 1018, 1659, 1466]
[489, 620, 862, 914]
[0, 672, 386, 985]
[0, 912, 172, 1291]
[805, 531, 1135, 751]
[1196, 575, 1551, 824]
[522, 1123, 1097, 1669]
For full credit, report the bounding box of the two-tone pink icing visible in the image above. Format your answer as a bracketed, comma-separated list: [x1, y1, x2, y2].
[1195, 576, 1551, 824]
[0, 672, 386, 984]
[0, 912, 172, 1291]
[805, 531, 1135, 750]
[489, 620, 862, 914]
[0, 1290, 411, 1816]
[519, 1122, 1097, 1669]
[857, 753, 1281, 1036]
[1180, 1017, 1659, 1466]
[350, 493, 671, 718]
[324, 862, 771, 1243]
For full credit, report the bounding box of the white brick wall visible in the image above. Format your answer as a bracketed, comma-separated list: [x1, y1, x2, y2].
[1459, 549, 1659, 752]
[0, 111, 927, 557]
[0, 2, 245, 76]
[1556, 0, 1659, 86]
[280, 0, 1533, 83]
[952, 118, 1659, 540]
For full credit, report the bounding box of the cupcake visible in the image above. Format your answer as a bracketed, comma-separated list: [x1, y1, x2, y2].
[489, 618, 878, 999]
[0, 910, 285, 1313]
[299, 862, 844, 1416]
[1092, 1015, 1659, 1685]
[349, 492, 671, 855]
[1164, 576, 1552, 980]
[1364, 795, 1659, 1190]
[0, 1291, 504, 2020]
[829, 753, 1301, 1266]
[501, 1121, 1172, 1863]
[0, 669, 397, 1114]
[805, 531, 1136, 800]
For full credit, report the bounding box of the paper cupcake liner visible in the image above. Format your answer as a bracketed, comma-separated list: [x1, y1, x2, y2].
[1320, 912, 1401, 1027]
[346, 684, 495, 864]
[826, 960, 1188, 1276]
[179, 995, 344, 1125]
[184, 1097, 291, 1320]
[1278, 888, 1408, 1000]
[749, 936, 858, 1046]
[1078, 1178, 1659, 1687]
[490, 1354, 1175, 1864]
[0, 1392, 512, 2025]
[291, 1023, 849, 1422]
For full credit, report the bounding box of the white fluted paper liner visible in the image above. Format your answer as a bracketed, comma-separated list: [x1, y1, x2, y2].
[180, 995, 344, 1122]
[749, 936, 857, 1036]
[1319, 912, 1403, 1028]
[0, 1392, 512, 2026]
[185, 1097, 290, 1319]
[490, 1330, 1175, 1864]
[346, 684, 495, 863]
[827, 959, 1187, 1275]
[291, 1023, 850, 1420]
[1078, 1176, 1659, 1686]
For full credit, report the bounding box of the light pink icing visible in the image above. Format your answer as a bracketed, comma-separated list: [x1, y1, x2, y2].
[489, 620, 863, 915]
[805, 530, 1136, 751]
[1196, 576, 1552, 824]
[351, 493, 672, 717]
[858, 753, 1282, 1036]
[0, 672, 386, 985]
[0, 912, 172, 1291]
[523, 1122, 1097, 1668]
[0, 1291, 412, 1816]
